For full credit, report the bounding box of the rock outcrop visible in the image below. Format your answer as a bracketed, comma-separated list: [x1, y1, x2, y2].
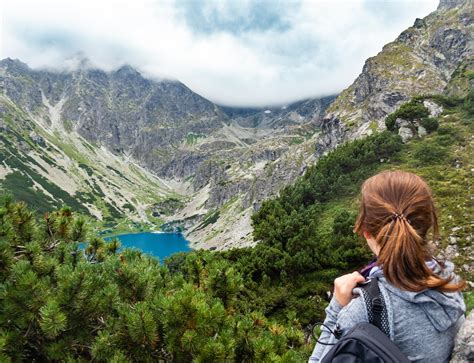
[315, 0, 472, 154]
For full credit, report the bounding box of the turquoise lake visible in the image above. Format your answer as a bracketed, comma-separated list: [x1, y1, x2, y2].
[104, 232, 191, 261]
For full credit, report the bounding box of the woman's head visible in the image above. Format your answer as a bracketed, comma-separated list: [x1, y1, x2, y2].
[354, 170, 464, 292]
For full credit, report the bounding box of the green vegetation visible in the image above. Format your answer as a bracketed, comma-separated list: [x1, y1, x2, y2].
[412, 141, 448, 166]
[63, 120, 74, 133]
[465, 291, 474, 313]
[388, 98, 473, 259]
[122, 203, 135, 212]
[445, 59, 474, 98]
[96, 217, 158, 238]
[194, 210, 220, 231]
[0, 198, 310, 361]
[420, 117, 439, 133]
[385, 99, 429, 131]
[78, 163, 94, 176]
[1, 171, 56, 213]
[0, 91, 471, 360]
[185, 132, 206, 145]
[153, 197, 185, 216]
[0, 140, 89, 215]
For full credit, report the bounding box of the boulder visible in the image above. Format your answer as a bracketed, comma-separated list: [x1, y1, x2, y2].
[396, 118, 414, 142]
[398, 126, 414, 143]
[423, 100, 444, 117]
[414, 18, 426, 28]
[418, 125, 428, 138]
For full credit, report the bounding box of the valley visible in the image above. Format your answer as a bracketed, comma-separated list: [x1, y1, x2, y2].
[0, 0, 472, 252]
[0, 0, 472, 360]
[0, 58, 335, 249]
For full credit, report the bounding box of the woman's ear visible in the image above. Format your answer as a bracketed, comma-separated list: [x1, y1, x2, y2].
[363, 230, 380, 256]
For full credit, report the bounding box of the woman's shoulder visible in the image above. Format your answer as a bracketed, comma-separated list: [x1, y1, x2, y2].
[376, 273, 465, 333]
[368, 259, 465, 307]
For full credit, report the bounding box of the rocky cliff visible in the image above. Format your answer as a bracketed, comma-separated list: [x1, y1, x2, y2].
[315, 0, 473, 155]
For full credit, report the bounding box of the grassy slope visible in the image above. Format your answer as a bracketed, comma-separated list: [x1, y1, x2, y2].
[312, 98, 473, 309]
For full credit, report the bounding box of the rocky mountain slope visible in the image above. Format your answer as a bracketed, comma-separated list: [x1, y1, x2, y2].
[222, 95, 336, 129]
[181, 0, 473, 249]
[0, 58, 335, 246]
[0, 0, 472, 250]
[0, 88, 178, 225]
[315, 0, 473, 154]
[0, 59, 224, 173]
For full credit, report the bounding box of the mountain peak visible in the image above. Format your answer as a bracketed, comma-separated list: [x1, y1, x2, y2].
[114, 64, 141, 77]
[0, 58, 30, 72]
[437, 0, 470, 10]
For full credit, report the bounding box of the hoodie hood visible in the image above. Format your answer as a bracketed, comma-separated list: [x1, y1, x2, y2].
[372, 260, 466, 332]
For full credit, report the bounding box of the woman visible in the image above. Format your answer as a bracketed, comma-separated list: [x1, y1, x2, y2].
[309, 170, 466, 362]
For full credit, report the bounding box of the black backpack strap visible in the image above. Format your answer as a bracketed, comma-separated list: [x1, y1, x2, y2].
[359, 278, 390, 336]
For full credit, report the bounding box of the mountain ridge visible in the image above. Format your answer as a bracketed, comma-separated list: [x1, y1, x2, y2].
[0, 0, 472, 249]
[315, 0, 472, 155]
[0, 57, 335, 247]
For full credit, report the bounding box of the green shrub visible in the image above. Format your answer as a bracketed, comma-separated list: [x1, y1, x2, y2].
[385, 100, 430, 131]
[122, 203, 135, 212]
[0, 200, 310, 361]
[437, 125, 458, 136]
[385, 113, 398, 131]
[194, 210, 220, 231]
[420, 117, 439, 133]
[464, 291, 474, 313]
[436, 134, 456, 147]
[463, 89, 474, 117]
[428, 94, 463, 108]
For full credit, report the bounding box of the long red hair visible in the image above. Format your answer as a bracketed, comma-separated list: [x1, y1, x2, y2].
[354, 170, 465, 292]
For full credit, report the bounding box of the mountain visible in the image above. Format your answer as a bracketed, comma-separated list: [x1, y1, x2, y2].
[0, 58, 335, 246]
[315, 0, 473, 153]
[221, 95, 336, 129]
[0, 0, 472, 249]
[0, 64, 176, 224]
[0, 59, 224, 171]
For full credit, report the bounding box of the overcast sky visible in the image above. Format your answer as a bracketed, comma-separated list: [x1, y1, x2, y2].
[1, 0, 438, 107]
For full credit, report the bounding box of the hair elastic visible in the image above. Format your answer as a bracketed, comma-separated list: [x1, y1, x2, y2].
[390, 212, 412, 225]
[391, 212, 405, 221]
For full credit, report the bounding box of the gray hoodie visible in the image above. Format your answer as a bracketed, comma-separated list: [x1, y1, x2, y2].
[309, 261, 466, 362]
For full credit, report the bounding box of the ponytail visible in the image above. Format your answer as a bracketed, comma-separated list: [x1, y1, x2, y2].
[355, 171, 465, 293]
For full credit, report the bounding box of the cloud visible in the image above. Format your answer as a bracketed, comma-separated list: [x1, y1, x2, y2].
[175, 0, 299, 35]
[1, 0, 438, 106]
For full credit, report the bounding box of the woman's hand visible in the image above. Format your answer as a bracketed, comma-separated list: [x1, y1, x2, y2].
[334, 272, 366, 307]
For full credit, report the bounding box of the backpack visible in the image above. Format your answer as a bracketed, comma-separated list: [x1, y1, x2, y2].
[319, 278, 411, 363]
